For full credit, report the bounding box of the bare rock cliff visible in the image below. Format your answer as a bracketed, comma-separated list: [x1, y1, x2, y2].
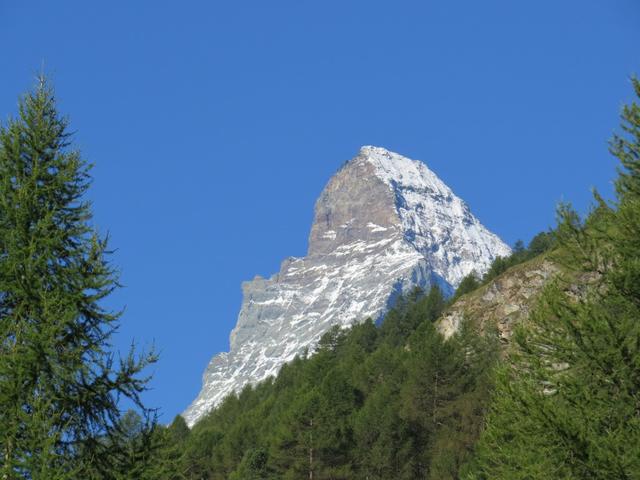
[437, 256, 561, 343]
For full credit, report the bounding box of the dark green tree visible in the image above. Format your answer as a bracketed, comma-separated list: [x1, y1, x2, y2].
[451, 272, 480, 301]
[353, 383, 414, 480]
[229, 448, 268, 480]
[269, 389, 322, 479]
[0, 78, 156, 479]
[167, 415, 191, 444]
[422, 284, 446, 324]
[512, 239, 525, 254]
[527, 230, 556, 256]
[380, 284, 446, 347]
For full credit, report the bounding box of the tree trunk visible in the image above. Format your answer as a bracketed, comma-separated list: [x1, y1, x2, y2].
[309, 418, 313, 480]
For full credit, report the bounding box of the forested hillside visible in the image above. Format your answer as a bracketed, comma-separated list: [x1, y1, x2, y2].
[144, 234, 557, 480]
[1, 75, 638, 479]
[157, 286, 498, 479]
[146, 79, 640, 479]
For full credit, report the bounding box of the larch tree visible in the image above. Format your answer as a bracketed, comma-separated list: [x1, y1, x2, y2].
[467, 78, 640, 479]
[0, 78, 157, 479]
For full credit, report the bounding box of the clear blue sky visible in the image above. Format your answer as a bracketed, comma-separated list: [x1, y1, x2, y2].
[1, 1, 638, 422]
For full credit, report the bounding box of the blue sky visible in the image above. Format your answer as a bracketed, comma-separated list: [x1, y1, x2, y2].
[1, 1, 638, 422]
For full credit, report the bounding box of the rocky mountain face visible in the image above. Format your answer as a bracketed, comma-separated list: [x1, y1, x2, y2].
[437, 256, 561, 344]
[183, 146, 511, 426]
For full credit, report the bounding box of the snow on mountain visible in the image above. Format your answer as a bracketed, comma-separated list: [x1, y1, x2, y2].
[182, 146, 511, 426]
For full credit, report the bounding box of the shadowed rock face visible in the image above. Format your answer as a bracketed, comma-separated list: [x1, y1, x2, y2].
[183, 146, 511, 426]
[308, 159, 398, 256]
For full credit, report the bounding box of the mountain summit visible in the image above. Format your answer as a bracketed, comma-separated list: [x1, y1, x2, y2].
[183, 146, 510, 426]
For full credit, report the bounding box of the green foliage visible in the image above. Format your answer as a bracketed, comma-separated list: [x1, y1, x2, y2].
[611, 77, 640, 199]
[467, 77, 640, 479]
[379, 284, 445, 347]
[0, 78, 156, 479]
[167, 415, 191, 444]
[527, 230, 556, 257]
[160, 287, 498, 479]
[229, 448, 268, 480]
[451, 272, 481, 302]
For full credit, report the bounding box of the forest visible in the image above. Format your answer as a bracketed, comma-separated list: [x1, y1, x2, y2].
[0, 76, 639, 479]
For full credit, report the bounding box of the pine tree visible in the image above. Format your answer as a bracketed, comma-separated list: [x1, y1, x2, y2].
[467, 77, 640, 479]
[451, 272, 480, 302]
[0, 78, 157, 479]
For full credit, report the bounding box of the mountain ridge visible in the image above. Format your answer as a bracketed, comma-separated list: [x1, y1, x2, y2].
[183, 146, 511, 426]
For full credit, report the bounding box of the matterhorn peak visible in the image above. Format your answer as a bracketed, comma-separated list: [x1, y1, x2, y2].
[183, 147, 510, 426]
[359, 145, 452, 196]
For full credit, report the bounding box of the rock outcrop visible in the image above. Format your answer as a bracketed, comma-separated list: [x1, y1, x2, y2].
[437, 256, 561, 343]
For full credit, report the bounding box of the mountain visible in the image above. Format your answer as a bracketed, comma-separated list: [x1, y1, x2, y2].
[182, 146, 511, 426]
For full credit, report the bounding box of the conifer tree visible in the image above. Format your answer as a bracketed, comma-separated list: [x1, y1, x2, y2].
[0, 78, 156, 479]
[467, 77, 640, 479]
[451, 272, 480, 301]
